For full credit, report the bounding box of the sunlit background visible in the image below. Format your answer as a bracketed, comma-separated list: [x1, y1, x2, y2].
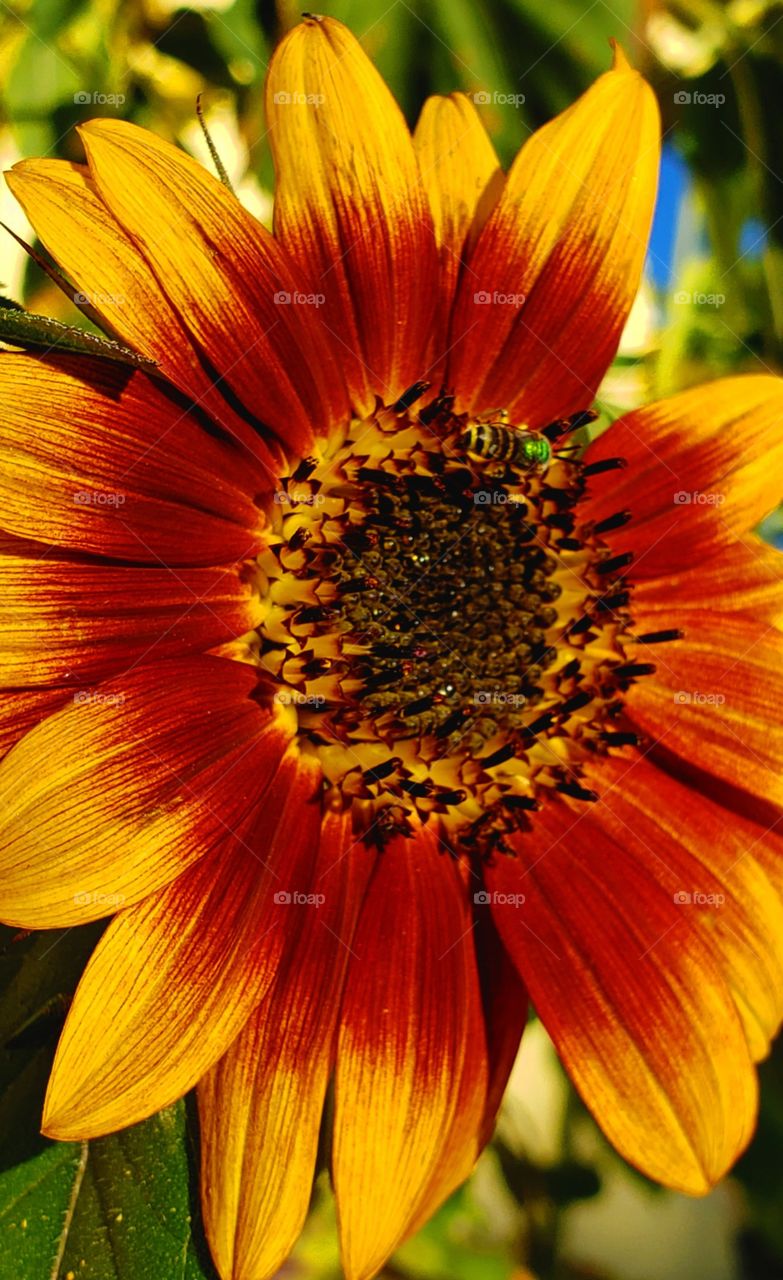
[1, 1, 783, 1277]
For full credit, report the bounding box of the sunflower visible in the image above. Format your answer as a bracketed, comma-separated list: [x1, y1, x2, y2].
[1, 13, 783, 1280]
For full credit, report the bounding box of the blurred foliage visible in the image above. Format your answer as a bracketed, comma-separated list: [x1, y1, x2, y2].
[0, 0, 641, 163]
[1, 1, 783, 1278]
[644, 0, 783, 378]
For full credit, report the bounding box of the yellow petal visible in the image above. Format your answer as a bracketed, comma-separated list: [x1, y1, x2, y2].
[0, 554, 259, 686]
[448, 49, 659, 424]
[583, 754, 783, 1062]
[333, 829, 487, 1280]
[624, 610, 783, 806]
[582, 375, 783, 576]
[414, 93, 502, 366]
[199, 812, 373, 1280]
[5, 160, 274, 458]
[266, 16, 439, 413]
[489, 799, 757, 1194]
[43, 753, 322, 1138]
[77, 118, 349, 453]
[0, 352, 266, 564]
[0, 660, 292, 928]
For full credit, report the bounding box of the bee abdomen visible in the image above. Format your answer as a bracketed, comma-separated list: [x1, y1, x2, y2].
[458, 420, 552, 472]
[461, 423, 516, 461]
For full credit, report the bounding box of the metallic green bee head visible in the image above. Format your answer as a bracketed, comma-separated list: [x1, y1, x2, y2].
[519, 434, 552, 469]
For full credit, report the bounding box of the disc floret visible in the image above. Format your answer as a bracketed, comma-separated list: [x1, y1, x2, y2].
[253, 396, 657, 848]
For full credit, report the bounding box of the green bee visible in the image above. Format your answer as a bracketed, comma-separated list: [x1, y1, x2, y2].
[458, 416, 552, 473]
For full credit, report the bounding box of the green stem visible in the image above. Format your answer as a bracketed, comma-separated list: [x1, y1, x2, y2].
[730, 54, 783, 356]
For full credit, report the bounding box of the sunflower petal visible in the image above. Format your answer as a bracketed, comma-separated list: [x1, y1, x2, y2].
[474, 907, 528, 1146]
[0, 658, 293, 928]
[0, 554, 260, 686]
[0, 688, 70, 760]
[42, 752, 322, 1139]
[623, 609, 783, 806]
[0, 353, 267, 564]
[632, 534, 783, 627]
[582, 375, 783, 576]
[582, 753, 783, 1060]
[402, 878, 520, 1244]
[333, 828, 487, 1280]
[198, 811, 373, 1280]
[266, 15, 438, 413]
[414, 93, 502, 364]
[5, 160, 277, 460]
[448, 46, 659, 423]
[77, 118, 349, 453]
[488, 799, 757, 1193]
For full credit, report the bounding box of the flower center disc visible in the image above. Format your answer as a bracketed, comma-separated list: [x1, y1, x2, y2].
[255, 395, 651, 848]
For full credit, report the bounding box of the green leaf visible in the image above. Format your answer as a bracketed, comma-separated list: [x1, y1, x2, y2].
[0, 1140, 87, 1279]
[55, 1104, 218, 1280]
[0, 926, 101, 1051]
[0, 307, 158, 373]
[0, 925, 99, 1278]
[0, 1106, 218, 1280]
[0, 926, 216, 1279]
